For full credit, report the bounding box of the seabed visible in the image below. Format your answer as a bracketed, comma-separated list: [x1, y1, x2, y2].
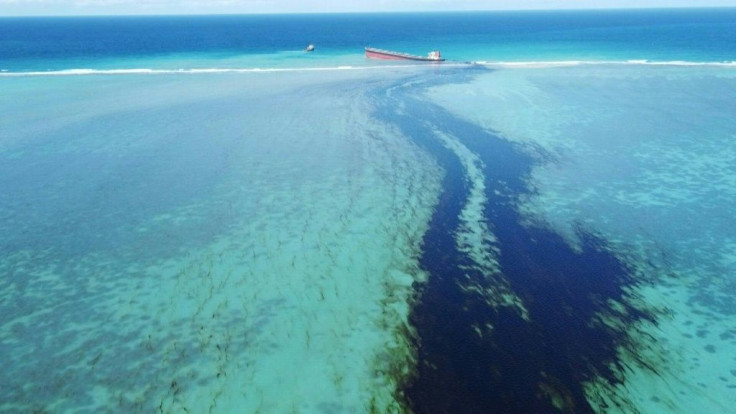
[1, 63, 735, 412]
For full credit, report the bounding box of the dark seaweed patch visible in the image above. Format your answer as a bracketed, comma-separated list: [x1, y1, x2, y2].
[375, 69, 658, 413]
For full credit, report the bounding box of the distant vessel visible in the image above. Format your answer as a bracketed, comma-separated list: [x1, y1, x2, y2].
[365, 47, 445, 62]
[305, 44, 315, 52]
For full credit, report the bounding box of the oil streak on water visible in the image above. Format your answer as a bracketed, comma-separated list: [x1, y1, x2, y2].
[375, 68, 661, 413]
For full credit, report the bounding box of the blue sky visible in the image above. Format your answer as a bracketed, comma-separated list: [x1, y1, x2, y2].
[1, 0, 735, 16]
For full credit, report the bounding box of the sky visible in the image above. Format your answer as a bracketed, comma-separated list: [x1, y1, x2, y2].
[1, 0, 735, 16]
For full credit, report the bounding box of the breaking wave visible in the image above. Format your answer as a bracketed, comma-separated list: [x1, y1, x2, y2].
[0, 63, 469, 77]
[2, 60, 734, 77]
[473, 59, 736, 68]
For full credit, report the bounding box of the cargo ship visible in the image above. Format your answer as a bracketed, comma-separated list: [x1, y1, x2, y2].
[365, 47, 445, 62]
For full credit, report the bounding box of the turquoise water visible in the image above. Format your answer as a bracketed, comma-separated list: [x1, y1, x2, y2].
[2, 9, 736, 72]
[2, 10, 736, 413]
[427, 65, 736, 411]
[2, 69, 443, 412]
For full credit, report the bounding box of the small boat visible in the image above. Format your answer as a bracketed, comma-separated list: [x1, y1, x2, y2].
[305, 44, 315, 52]
[365, 47, 445, 62]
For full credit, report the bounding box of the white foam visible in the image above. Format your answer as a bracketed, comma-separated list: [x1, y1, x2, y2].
[473, 60, 736, 69]
[632, 60, 736, 67]
[2, 59, 735, 77]
[475, 60, 588, 68]
[0, 63, 473, 78]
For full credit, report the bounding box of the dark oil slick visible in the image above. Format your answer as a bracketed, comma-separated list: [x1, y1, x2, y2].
[374, 68, 659, 413]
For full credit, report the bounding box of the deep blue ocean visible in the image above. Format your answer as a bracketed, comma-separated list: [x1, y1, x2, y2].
[2, 8, 736, 72]
[2, 8, 735, 414]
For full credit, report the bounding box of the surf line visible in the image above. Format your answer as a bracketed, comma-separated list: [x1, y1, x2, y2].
[373, 67, 658, 413]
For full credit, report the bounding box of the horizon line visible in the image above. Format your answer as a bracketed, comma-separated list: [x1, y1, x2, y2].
[2, 5, 736, 18]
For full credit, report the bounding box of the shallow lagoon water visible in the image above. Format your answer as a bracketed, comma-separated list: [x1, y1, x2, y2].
[428, 65, 736, 412]
[0, 69, 443, 412]
[2, 59, 736, 413]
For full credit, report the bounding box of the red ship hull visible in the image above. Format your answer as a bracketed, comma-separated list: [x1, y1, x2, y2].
[365, 47, 445, 62]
